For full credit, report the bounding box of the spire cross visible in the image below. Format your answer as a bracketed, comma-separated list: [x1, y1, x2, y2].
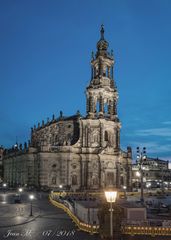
[100, 24, 105, 40]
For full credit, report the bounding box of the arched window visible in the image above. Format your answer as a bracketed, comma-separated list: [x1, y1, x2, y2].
[92, 176, 98, 185]
[106, 172, 114, 185]
[104, 103, 108, 114]
[52, 176, 56, 185]
[105, 131, 108, 141]
[72, 175, 77, 185]
[96, 101, 100, 113]
[120, 176, 124, 185]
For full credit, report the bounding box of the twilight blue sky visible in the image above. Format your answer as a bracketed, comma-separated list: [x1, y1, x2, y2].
[0, 0, 171, 160]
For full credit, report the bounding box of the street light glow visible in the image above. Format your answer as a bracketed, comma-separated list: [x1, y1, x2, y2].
[18, 188, 23, 192]
[29, 195, 34, 200]
[104, 190, 117, 239]
[105, 191, 117, 203]
[3, 183, 7, 187]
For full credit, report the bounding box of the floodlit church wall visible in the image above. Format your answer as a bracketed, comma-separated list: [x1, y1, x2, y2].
[3, 152, 35, 187]
[31, 119, 79, 150]
[3, 26, 133, 191]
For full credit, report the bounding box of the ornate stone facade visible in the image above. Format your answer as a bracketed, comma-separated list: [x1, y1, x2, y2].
[3, 26, 132, 191]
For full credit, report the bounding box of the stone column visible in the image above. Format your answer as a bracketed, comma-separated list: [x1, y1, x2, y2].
[99, 59, 103, 76]
[91, 66, 94, 80]
[99, 96, 104, 113]
[111, 65, 114, 79]
[94, 67, 96, 77]
[81, 158, 86, 189]
[113, 166, 117, 188]
[79, 157, 82, 189]
[87, 126, 91, 147]
[98, 157, 101, 188]
[85, 126, 88, 147]
[113, 100, 117, 115]
[86, 97, 89, 114]
[113, 129, 117, 149]
[107, 66, 110, 78]
[100, 123, 104, 147]
[93, 99, 96, 114]
[116, 128, 120, 148]
[108, 100, 114, 116]
[89, 96, 93, 113]
[107, 103, 111, 114]
[86, 160, 89, 189]
[116, 163, 121, 188]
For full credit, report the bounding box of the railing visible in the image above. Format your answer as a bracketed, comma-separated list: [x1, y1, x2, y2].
[51, 191, 102, 196]
[121, 225, 171, 236]
[49, 195, 99, 234]
[49, 192, 171, 237]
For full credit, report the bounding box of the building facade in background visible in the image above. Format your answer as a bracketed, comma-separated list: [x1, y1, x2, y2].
[132, 157, 171, 190]
[3, 26, 132, 191]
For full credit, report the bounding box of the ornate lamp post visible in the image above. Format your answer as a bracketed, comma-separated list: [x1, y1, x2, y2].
[136, 147, 147, 204]
[123, 186, 127, 199]
[3, 183, 7, 194]
[105, 190, 117, 240]
[18, 188, 23, 200]
[29, 194, 34, 216]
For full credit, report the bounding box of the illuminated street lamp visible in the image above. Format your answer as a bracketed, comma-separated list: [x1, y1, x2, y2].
[137, 147, 147, 204]
[146, 182, 151, 193]
[59, 185, 63, 194]
[105, 190, 117, 240]
[29, 194, 34, 216]
[18, 188, 23, 200]
[123, 186, 127, 199]
[18, 188, 23, 193]
[3, 183, 7, 194]
[135, 171, 141, 191]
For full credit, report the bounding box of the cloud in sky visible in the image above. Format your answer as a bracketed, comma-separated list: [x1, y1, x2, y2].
[130, 141, 171, 154]
[161, 156, 171, 161]
[128, 141, 171, 162]
[162, 121, 171, 125]
[135, 128, 171, 137]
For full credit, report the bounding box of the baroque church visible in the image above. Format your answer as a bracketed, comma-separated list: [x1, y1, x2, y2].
[3, 26, 132, 191]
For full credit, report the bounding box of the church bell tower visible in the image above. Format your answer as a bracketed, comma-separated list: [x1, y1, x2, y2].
[86, 25, 119, 122]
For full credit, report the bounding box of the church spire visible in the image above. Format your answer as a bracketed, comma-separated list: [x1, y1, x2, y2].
[86, 26, 118, 121]
[100, 24, 105, 40]
[96, 24, 109, 55]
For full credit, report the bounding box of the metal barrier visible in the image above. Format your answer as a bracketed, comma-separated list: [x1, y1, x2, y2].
[49, 195, 99, 234]
[121, 225, 171, 236]
[49, 193, 171, 237]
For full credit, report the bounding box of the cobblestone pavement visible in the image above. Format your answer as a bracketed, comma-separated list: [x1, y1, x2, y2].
[0, 191, 99, 240]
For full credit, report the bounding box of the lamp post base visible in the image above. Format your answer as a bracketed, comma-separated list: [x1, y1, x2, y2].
[140, 198, 144, 206]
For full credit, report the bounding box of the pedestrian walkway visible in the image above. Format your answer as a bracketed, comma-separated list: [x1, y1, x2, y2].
[0, 203, 40, 228]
